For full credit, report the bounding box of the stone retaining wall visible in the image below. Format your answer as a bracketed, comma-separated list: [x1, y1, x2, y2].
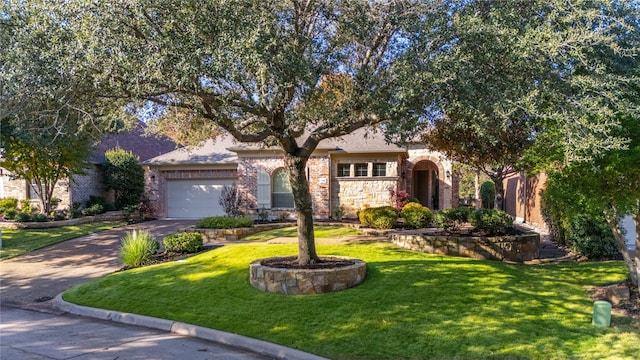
[192, 223, 292, 241]
[249, 257, 367, 295]
[391, 232, 540, 262]
[0, 211, 127, 229]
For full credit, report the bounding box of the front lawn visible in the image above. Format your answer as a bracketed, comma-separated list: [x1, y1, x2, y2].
[0, 222, 125, 260]
[243, 225, 362, 241]
[63, 242, 640, 359]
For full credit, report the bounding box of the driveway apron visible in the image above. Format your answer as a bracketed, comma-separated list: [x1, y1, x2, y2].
[0, 220, 196, 310]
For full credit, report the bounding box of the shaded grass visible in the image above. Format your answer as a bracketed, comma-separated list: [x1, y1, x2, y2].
[0, 222, 125, 260]
[64, 242, 639, 359]
[243, 225, 362, 241]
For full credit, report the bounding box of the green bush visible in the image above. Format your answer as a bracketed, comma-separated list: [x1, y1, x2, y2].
[0, 198, 18, 212]
[567, 214, 619, 259]
[53, 210, 67, 221]
[434, 207, 471, 231]
[15, 212, 32, 222]
[163, 232, 204, 254]
[196, 216, 254, 229]
[31, 213, 48, 222]
[103, 148, 145, 209]
[3, 209, 17, 220]
[120, 230, 159, 268]
[469, 209, 513, 235]
[359, 206, 398, 229]
[401, 202, 433, 228]
[20, 199, 34, 214]
[86, 196, 115, 211]
[82, 204, 105, 216]
[480, 181, 496, 209]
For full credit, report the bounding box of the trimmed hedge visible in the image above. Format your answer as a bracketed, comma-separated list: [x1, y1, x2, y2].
[469, 209, 513, 235]
[359, 206, 398, 229]
[163, 232, 204, 254]
[197, 216, 254, 229]
[400, 203, 433, 228]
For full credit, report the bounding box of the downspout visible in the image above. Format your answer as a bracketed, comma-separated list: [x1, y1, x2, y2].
[328, 151, 332, 219]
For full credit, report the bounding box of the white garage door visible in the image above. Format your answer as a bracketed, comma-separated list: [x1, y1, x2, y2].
[166, 179, 234, 219]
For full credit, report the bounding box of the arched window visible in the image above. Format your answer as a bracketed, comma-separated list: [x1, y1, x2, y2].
[272, 168, 294, 208]
[257, 169, 271, 208]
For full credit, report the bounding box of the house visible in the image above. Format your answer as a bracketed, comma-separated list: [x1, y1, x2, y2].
[0, 121, 177, 210]
[143, 128, 459, 219]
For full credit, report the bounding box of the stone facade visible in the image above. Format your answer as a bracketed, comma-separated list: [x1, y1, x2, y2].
[0, 169, 73, 210]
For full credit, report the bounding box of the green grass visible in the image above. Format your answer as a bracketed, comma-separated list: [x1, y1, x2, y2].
[64, 242, 640, 359]
[243, 225, 362, 241]
[0, 222, 125, 260]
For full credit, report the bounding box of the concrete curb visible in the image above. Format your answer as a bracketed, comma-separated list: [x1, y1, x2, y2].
[52, 294, 328, 360]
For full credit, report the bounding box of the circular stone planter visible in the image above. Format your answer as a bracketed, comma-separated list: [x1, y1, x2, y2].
[249, 256, 367, 295]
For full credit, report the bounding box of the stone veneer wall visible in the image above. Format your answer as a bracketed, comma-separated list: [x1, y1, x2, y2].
[0, 169, 73, 210]
[391, 232, 540, 262]
[330, 154, 401, 218]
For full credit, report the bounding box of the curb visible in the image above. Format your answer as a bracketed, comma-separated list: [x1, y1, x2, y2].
[52, 294, 328, 360]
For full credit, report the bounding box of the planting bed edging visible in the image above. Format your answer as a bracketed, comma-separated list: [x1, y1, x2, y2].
[192, 223, 294, 241]
[0, 211, 126, 229]
[250, 257, 367, 295]
[391, 232, 540, 262]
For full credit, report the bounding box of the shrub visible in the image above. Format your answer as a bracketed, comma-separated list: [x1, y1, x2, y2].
[388, 187, 409, 211]
[359, 206, 398, 229]
[257, 207, 269, 222]
[0, 198, 18, 212]
[401, 202, 433, 228]
[31, 213, 48, 222]
[86, 196, 115, 211]
[82, 204, 105, 216]
[163, 232, 204, 254]
[434, 207, 471, 231]
[567, 214, 619, 259]
[15, 212, 32, 222]
[120, 230, 159, 268]
[50, 197, 61, 210]
[3, 209, 17, 220]
[20, 200, 33, 214]
[469, 209, 513, 235]
[53, 210, 67, 221]
[480, 181, 495, 209]
[103, 148, 145, 209]
[333, 205, 345, 220]
[197, 216, 254, 229]
[277, 211, 290, 222]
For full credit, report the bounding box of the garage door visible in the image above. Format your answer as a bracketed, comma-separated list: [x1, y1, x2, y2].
[166, 179, 234, 219]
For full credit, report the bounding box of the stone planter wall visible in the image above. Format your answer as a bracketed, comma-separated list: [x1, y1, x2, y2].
[192, 223, 292, 241]
[391, 232, 540, 262]
[0, 211, 127, 229]
[250, 257, 367, 295]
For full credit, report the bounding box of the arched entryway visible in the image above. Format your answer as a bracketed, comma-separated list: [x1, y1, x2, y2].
[412, 160, 440, 210]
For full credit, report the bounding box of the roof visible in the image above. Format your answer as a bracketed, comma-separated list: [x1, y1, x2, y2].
[90, 121, 178, 163]
[142, 135, 239, 166]
[144, 127, 405, 166]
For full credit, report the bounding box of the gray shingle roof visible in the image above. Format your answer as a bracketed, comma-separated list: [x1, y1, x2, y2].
[143, 127, 405, 166]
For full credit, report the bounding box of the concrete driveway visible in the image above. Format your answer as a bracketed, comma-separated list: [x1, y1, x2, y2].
[0, 220, 197, 310]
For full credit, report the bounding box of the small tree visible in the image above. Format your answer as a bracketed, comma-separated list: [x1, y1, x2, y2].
[102, 148, 144, 209]
[219, 184, 244, 217]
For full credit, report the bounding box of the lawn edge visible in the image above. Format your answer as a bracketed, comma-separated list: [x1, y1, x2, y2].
[52, 293, 328, 360]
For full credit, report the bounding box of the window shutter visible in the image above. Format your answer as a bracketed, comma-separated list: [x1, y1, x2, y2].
[257, 169, 271, 208]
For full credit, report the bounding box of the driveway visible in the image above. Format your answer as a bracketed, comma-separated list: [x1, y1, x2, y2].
[0, 220, 196, 310]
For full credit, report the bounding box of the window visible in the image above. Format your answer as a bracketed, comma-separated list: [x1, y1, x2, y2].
[373, 163, 387, 177]
[272, 168, 294, 208]
[28, 179, 42, 200]
[337, 164, 351, 177]
[257, 169, 271, 208]
[354, 163, 368, 177]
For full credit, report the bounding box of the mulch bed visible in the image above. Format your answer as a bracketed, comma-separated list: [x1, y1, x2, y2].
[589, 281, 640, 320]
[261, 256, 355, 269]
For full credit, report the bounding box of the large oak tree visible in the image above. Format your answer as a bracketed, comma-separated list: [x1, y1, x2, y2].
[21, 0, 444, 265]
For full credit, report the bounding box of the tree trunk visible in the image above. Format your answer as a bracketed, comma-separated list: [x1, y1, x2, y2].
[284, 154, 320, 266]
[633, 207, 640, 293]
[604, 207, 639, 288]
[490, 174, 505, 211]
[474, 171, 481, 210]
